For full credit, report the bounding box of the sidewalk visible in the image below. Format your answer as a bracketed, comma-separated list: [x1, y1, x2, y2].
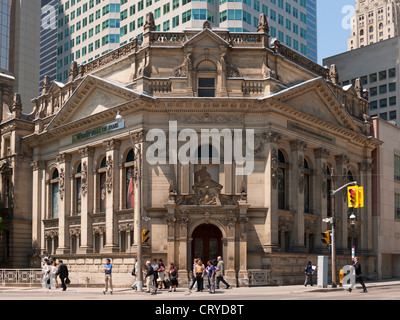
[1, 278, 399, 297]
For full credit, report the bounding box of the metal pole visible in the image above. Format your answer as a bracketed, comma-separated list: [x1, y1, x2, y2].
[135, 144, 143, 291]
[330, 167, 337, 287]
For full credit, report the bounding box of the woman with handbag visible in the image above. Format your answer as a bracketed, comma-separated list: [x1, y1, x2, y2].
[42, 258, 51, 289]
[50, 260, 58, 289]
[168, 262, 178, 292]
[157, 259, 166, 289]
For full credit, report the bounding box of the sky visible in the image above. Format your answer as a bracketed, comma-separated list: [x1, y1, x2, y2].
[317, 0, 355, 64]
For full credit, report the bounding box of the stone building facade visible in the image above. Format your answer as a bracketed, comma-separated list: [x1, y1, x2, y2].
[1, 14, 381, 285]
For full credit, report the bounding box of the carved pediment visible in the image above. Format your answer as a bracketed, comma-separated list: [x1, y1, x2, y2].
[47, 75, 140, 131]
[271, 77, 360, 133]
[184, 28, 230, 49]
[176, 177, 240, 206]
[193, 177, 223, 205]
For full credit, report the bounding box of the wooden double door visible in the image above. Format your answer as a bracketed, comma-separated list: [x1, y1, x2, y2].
[191, 223, 222, 265]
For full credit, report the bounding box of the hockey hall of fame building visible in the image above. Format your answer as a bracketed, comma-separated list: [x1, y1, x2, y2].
[0, 14, 381, 286]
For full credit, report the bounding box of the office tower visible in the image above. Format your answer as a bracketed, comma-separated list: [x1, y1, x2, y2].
[52, 0, 317, 85]
[0, 0, 41, 113]
[325, 0, 400, 125]
[0, 0, 11, 71]
[39, 0, 59, 92]
[348, 0, 400, 50]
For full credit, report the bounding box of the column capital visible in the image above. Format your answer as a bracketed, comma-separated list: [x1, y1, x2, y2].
[56, 153, 72, 164]
[31, 160, 46, 171]
[290, 139, 307, 152]
[314, 147, 330, 159]
[103, 138, 121, 151]
[79, 146, 95, 158]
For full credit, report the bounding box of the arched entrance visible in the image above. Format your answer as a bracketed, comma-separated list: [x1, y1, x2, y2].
[191, 223, 222, 264]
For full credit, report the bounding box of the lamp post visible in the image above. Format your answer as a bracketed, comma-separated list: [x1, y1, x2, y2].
[349, 211, 356, 261]
[327, 167, 357, 288]
[116, 110, 143, 291]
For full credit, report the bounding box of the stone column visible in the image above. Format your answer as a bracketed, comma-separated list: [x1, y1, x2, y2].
[314, 148, 330, 252]
[103, 139, 121, 252]
[56, 153, 72, 254]
[78, 146, 95, 253]
[263, 131, 281, 252]
[31, 160, 46, 252]
[177, 214, 189, 283]
[358, 161, 373, 254]
[238, 215, 249, 286]
[290, 139, 307, 252]
[335, 154, 350, 252]
[224, 217, 237, 285]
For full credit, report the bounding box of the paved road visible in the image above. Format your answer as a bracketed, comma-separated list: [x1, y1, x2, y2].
[2, 282, 399, 319]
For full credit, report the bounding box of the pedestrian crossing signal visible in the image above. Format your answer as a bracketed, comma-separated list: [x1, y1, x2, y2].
[142, 229, 150, 243]
[321, 231, 330, 245]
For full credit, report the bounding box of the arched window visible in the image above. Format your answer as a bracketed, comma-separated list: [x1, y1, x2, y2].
[125, 149, 135, 209]
[304, 158, 311, 213]
[51, 169, 59, 218]
[99, 156, 107, 212]
[75, 163, 82, 216]
[360, 29, 364, 36]
[278, 150, 287, 210]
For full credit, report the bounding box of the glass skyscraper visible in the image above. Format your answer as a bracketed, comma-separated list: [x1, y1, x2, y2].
[0, 0, 11, 71]
[45, 0, 318, 85]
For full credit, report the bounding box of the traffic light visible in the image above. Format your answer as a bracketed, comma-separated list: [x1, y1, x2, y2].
[321, 231, 330, 245]
[357, 186, 364, 208]
[142, 229, 150, 243]
[347, 186, 358, 208]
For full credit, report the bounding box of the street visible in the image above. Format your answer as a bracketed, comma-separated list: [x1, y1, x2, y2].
[2, 282, 398, 319]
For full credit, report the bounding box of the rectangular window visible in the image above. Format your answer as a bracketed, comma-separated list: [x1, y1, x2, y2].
[379, 70, 387, 80]
[380, 98, 387, 108]
[395, 193, 400, 219]
[389, 96, 397, 106]
[198, 78, 215, 97]
[379, 84, 387, 94]
[389, 68, 396, 78]
[369, 73, 377, 83]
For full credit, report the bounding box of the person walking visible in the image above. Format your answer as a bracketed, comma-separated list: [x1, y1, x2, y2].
[194, 259, 205, 292]
[216, 256, 231, 289]
[168, 262, 178, 292]
[103, 258, 113, 295]
[157, 259, 166, 289]
[207, 260, 216, 294]
[42, 258, 51, 289]
[151, 258, 159, 287]
[348, 256, 367, 293]
[188, 258, 198, 292]
[304, 261, 315, 287]
[56, 259, 69, 291]
[131, 260, 138, 290]
[145, 261, 158, 294]
[50, 260, 58, 289]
